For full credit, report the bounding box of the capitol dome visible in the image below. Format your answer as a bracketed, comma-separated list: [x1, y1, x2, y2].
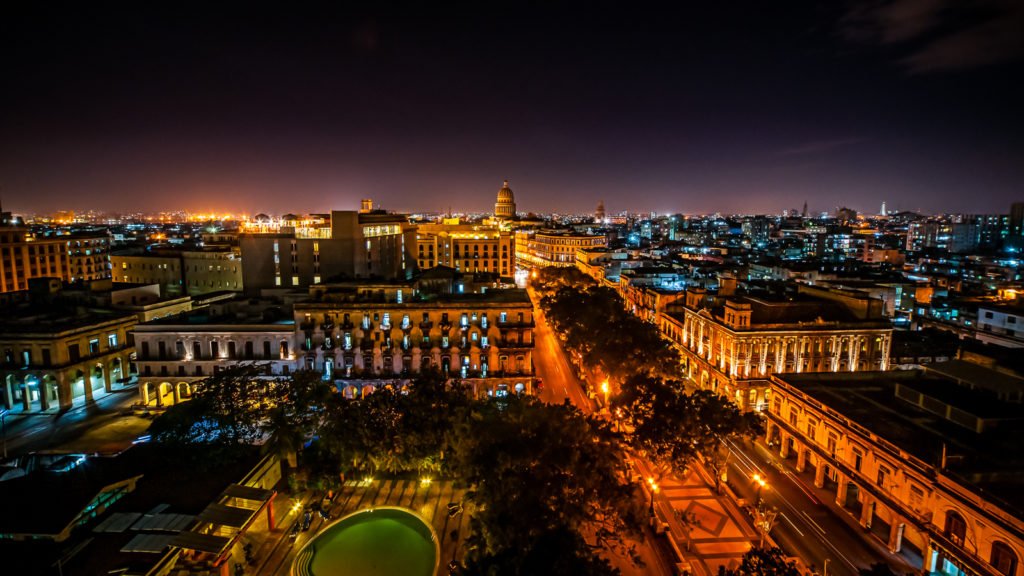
[494, 179, 517, 219]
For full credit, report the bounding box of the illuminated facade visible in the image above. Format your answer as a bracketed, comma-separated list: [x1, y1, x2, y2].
[659, 282, 892, 410]
[132, 302, 297, 407]
[1, 302, 136, 411]
[296, 283, 535, 397]
[494, 180, 517, 219]
[111, 249, 243, 296]
[515, 229, 608, 268]
[415, 219, 515, 278]
[238, 204, 416, 291]
[766, 368, 1024, 576]
[0, 227, 111, 293]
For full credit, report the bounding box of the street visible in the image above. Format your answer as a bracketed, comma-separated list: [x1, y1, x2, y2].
[1, 386, 149, 459]
[724, 436, 918, 576]
[528, 287, 676, 576]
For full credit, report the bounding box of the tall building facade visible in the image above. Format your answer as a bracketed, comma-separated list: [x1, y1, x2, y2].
[296, 283, 534, 396]
[1, 227, 111, 293]
[415, 219, 515, 278]
[238, 206, 416, 292]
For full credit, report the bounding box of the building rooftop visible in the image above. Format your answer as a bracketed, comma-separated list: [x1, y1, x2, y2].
[0, 304, 136, 335]
[0, 444, 267, 575]
[776, 370, 1024, 515]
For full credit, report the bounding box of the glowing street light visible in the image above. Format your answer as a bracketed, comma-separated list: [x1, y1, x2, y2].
[600, 379, 610, 409]
[647, 476, 660, 516]
[753, 473, 768, 506]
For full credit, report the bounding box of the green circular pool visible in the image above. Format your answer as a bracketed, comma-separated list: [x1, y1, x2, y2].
[292, 507, 439, 576]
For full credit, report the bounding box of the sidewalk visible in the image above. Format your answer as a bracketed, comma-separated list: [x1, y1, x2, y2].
[635, 456, 761, 576]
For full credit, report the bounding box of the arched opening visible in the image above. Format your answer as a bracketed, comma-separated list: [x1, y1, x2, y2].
[110, 357, 123, 384]
[176, 382, 192, 403]
[944, 510, 967, 547]
[514, 382, 525, 395]
[342, 385, 359, 399]
[991, 541, 1018, 576]
[92, 363, 105, 393]
[72, 369, 87, 404]
[157, 382, 173, 406]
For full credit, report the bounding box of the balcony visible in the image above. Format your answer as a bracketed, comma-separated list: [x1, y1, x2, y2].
[497, 340, 534, 349]
[419, 320, 433, 330]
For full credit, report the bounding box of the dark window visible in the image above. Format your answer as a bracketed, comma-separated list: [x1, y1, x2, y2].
[991, 541, 1018, 576]
[245, 341, 254, 359]
[263, 341, 272, 359]
[193, 341, 202, 360]
[141, 342, 150, 359]
[984, 311, 994, 319]
[944, 511, 967, 546]
[42, 349, 51, 367]
[228, 341, 237, 359]
[68, 343, 81, 363]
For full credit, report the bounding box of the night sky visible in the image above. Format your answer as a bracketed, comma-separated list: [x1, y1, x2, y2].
[2, 2, 1022, 216]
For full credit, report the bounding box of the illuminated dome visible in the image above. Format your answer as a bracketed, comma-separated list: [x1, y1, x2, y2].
[494, 179, 517, 219]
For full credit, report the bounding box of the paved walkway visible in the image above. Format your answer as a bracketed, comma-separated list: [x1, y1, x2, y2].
[636, 457, 761, 576]
[256, 478, 469, 576]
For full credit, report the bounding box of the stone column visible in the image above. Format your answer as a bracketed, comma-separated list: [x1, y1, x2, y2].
[923, 537, 937, 572]
[21, 381, 31, 411]
[765, 422, 774, 444]
[835, 475, 849, 508]
[140, 382, 149, 405]
[814, 460, 826, 488]
[888, 520, 904, 553]
[84, 372, 94, 403]
[860, 496, 874, 529]
[57, 372, 72, 410]
[796, 446, 808, 473]
[779, 431, 790, 459]
[104, 365, 113, 392]
[173, 384, 181, 404]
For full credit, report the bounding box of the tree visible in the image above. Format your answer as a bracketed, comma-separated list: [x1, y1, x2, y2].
[721, 547, 801, 576]
[449, 395, 643, 570]
[614, 377, 763, 482]
[150, 363, 275, 447]
[262, 369, 336, 467]
[462, 525, 619, 576]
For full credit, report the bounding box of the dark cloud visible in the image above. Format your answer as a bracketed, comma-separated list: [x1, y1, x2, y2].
[840, 0, 1024, 72]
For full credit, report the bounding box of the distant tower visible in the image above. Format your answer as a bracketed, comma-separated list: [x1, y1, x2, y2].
[595, 200, 606, 222]
[881, 201, 887, 216]
[360, 199, 373, 213]
[802, 201, 808, 218]
[494, 180, 517, 219]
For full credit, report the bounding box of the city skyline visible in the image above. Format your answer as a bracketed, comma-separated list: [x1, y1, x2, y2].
[2, 2, 1023, 216]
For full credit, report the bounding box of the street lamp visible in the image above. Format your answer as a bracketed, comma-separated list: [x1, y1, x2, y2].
[600, 380, 609, 410]
[647, 476, 659, 517]
[752, 473, 767, 507]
